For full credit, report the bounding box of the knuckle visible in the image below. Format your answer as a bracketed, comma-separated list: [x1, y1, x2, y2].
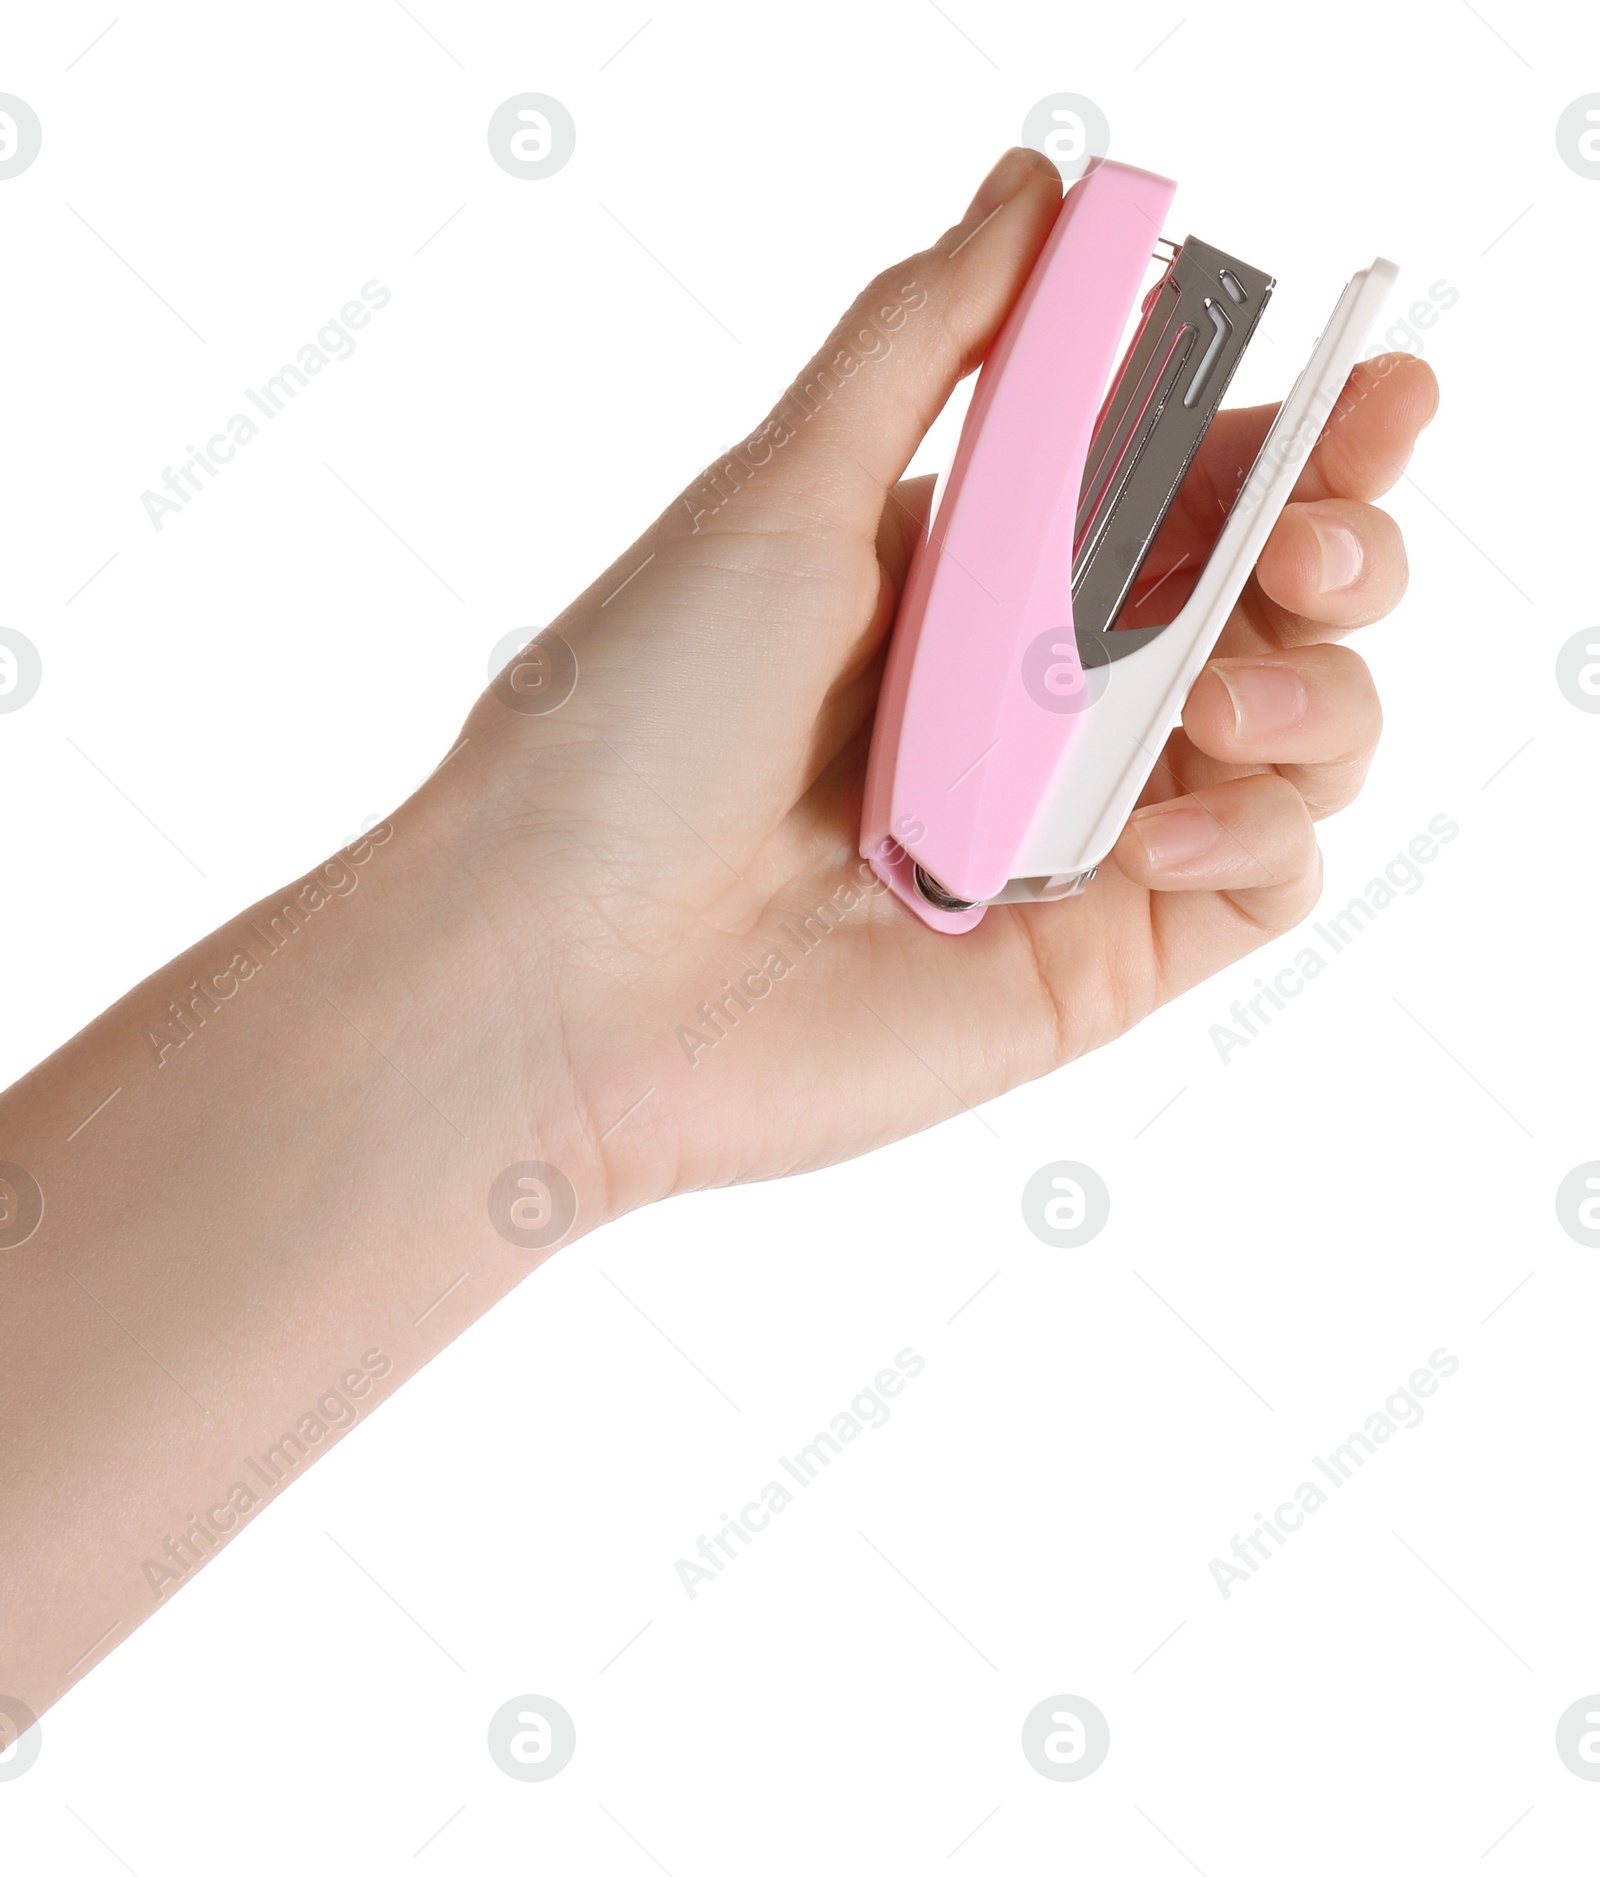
[1258, 773, 1320, 861]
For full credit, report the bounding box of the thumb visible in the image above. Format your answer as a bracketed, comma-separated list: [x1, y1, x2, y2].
[705, 147, 1062, 539]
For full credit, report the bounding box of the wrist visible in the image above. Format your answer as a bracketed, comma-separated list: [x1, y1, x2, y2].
[376, 759, 625, 1256]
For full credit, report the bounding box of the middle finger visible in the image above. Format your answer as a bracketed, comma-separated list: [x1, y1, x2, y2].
[1234, 495, 1409, 650]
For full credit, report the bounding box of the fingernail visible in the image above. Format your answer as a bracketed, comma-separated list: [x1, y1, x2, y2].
[1209, 659, 1309, 739]
[1306, 510, 1364, 593]
[964, 147, 1040, 222]
[1128, 799, 1224, 871]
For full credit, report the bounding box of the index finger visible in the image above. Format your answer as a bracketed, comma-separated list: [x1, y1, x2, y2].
[1120, 353, 1438, 620]
[1192, 352, 1440, 514]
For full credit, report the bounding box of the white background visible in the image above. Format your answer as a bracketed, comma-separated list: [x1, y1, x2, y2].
[2, 0, 1596, 1869]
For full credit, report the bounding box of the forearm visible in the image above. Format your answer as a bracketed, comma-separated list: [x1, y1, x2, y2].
[0, 783, 592, 1718]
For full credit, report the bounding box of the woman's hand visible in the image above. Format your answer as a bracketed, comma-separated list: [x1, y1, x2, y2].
[418, 146, 1439, 1222]
[0, 146, 1438, 1719]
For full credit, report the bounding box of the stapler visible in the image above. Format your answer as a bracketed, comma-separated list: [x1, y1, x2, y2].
[860, 158, 1397, 932]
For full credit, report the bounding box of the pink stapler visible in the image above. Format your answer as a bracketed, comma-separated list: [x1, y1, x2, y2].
[861, 158, 1397, 932]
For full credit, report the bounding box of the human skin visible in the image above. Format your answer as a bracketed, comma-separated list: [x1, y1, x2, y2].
[0, 146, 1437, 1726]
